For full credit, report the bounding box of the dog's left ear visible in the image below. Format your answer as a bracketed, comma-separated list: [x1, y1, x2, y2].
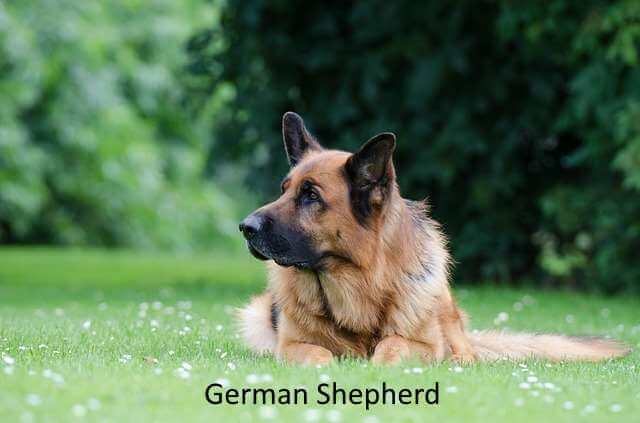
[282, 112, 322, 166]
[345, 133, 396, 218]
[346, 132, 396, 189]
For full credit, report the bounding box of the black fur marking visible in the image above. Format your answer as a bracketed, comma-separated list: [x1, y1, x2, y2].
[314, 273, 335, 323]
[270, 300, 279, 331]
[342, 167, 391, 227]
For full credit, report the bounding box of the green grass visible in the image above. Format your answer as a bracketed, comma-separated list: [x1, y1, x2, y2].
[0, 248, 638, 422]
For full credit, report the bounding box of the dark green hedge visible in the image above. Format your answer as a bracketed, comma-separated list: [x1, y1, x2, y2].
[191, 0, 640, 292]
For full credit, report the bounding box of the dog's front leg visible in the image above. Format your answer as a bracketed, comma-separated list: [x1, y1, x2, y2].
[371, 335, 412, 365]
[372, 335, 437, 365]
[277, 341, 333, 366]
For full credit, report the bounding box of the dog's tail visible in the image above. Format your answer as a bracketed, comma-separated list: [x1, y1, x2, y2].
[468, 330, 631, 362]
[237, 292, 277, 354]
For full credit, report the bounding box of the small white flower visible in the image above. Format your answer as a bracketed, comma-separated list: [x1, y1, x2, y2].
[174, 367, 190, 379]
[153, 368, 163, 375]
[71, 404, 86, 417]
[519, 383, 531, 390]
[168, 351, 175, 356]
[227, 362, 236, 370]
[26, 394, 41, 406]
[82, 320, 91, 330]
[319, 374, 331, 383]
[527, 376, 538, 383]
[530, 390, 540, 397]
[4, 367, 14, 375]
[246, 374, 259, 384]
[610, 404, 622, 413]
[453, 366, 463, 373]
[303, 409, 321, 422]
[583, 404, 596, 414]
[220, 352, 227, 359]
[181, 362, 192, 371]
[3, 355, 15, 365]
[259, 406, 277, 420]
[543, 382, 555, 390]
[563, 401, 574, 410]
[411, 367, 423, 374]
[215, 378, 230, 387]
[87, 398, 101, 410]
[445, 386, 458, 393]
[215, 324, 223, 332]
[326, 409, 342, 423]
[514, 398, 524, 407]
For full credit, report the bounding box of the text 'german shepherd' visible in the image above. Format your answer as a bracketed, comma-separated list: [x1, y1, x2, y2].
[238, 112, 630, 366]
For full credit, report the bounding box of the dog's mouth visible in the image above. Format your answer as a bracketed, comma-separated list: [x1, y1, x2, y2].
[247, 242, 269, 261]
[246, 240, 314, 269]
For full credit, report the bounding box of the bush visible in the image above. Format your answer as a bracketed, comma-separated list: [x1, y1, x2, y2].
[0, 0, 239, 250]
[191, 0, 640, 292]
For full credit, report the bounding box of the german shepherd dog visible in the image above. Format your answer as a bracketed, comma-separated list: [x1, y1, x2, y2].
[238, 112, 630, 366]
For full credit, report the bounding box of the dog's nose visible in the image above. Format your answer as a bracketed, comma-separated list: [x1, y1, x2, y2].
[239, 214, 264, 240]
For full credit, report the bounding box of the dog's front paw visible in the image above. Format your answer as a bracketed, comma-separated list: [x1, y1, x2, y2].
[371, 336, 411, 366]
[451, 351, 477, 364]
[279, 342, 334, 367]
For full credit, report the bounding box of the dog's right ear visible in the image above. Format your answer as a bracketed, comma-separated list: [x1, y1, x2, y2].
[282, 112, 321, 166]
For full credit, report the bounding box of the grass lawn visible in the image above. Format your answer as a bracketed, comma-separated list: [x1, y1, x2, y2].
[0, 247, 638, 422]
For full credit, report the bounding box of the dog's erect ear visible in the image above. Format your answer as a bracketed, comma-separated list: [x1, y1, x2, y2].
[282, 112, 321, 166]
[345, 133, 396, 221]
[346, 132, 396, 189]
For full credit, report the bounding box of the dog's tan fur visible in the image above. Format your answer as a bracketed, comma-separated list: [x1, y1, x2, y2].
[238, 114, 630, 366]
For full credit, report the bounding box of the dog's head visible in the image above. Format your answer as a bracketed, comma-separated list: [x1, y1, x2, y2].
[239, 112, 396, 270]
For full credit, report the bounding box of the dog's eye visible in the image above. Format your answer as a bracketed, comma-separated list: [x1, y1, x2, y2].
[299, 183, 321, 205]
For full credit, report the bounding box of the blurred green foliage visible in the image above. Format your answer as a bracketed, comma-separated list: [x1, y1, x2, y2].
[0, 0, 239, 250]
[191, 0, 640, 292]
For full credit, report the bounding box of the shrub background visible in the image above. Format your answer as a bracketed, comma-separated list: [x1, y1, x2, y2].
[190, 0, 640, 293]
[1, 1, 640, 293]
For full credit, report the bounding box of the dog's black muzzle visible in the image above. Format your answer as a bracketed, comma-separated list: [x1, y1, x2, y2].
[239, 212, 318, 269]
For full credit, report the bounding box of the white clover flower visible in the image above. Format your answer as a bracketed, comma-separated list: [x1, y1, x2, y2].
[26, 394, 41, 406]
[303, 409, 321, 422]
[259, 406, 277, 420]
[214, 378, 230, 387]
[87, 398, 101, 410]
[71, 404, 87, 417]
[326, 409, 342, 423]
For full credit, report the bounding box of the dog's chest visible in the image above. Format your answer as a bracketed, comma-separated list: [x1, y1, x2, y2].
[315, 273, 382, 335]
